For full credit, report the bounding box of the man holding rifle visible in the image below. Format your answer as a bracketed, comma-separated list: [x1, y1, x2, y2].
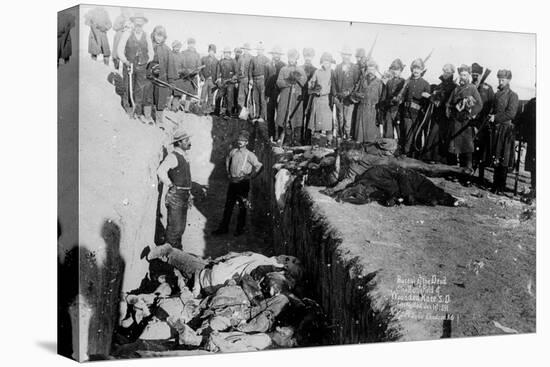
[379, 58, 406, 139]
[487, 69, 519, 194]
[174, 37, 201, 112]
[399, 58, 431, 156]
[200, 44, 219, 114]
[215, 47, 238, 117]
[445, 64, 482, 175]
[276, 49, 307, 145]
[249, 42, 271, 123]
[470, 62, 495, 183]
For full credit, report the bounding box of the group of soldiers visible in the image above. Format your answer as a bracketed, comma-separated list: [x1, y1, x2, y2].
[74, 7, 534, 196]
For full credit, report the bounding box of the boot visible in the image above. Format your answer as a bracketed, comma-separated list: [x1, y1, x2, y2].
[141, 106, 155, 125]
[103, 56, 110, 66]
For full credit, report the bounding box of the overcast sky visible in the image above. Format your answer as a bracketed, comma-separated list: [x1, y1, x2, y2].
[79, 4, 536, 99]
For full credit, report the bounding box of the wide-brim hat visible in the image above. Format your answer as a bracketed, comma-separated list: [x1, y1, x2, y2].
[172, 131, 191, 144]
[130, 11, 148, 23]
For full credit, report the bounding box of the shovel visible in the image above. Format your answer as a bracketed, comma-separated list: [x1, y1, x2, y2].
[239, 84, 253, 120]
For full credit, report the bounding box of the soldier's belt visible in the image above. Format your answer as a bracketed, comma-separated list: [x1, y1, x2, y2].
[404, 101, 421, 110]
[252, 75, 265, 79]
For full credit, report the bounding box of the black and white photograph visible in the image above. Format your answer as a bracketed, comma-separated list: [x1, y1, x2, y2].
[52, 1, 541, 364]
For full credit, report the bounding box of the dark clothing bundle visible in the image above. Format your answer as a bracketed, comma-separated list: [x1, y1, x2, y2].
[332, 165, 457, 207]
[58, 12, 75, 62]
[84, 7, 112, 57]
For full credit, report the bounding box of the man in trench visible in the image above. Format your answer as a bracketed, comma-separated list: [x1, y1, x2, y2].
[156, 131, 193, 250]
[213, 130, 263, 237]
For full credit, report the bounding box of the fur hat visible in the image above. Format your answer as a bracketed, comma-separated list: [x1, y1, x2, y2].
[303, 47, 315, 58]
[497, 69, 512, 79]
[471, 62, 483, 75]
[410, 58, 425, 71]
[287, 48, 299, 60]
[389, 58, 405, 71]
[208, 44, 216, 53]
[457, 64, 472, 74]
[442, 63, 455, 74]
[355, 48, 366, 58]
[320, 52, 335, 64]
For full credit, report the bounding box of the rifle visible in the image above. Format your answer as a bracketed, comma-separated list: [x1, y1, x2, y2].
[514, 140, 523, 195]
[151, 77, 200, 100]
[211, 77, 236, 93]
[366, 34, 378, 60]
[348, 35, 379, 104]
[395, 49, 434, 103]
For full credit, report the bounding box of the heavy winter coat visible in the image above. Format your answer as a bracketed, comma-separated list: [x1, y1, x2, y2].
[276, 64, 307, 128]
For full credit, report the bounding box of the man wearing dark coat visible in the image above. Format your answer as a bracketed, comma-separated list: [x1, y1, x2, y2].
[301, 48, 317, 142]
[445, 64, 483, 174]
[174, 38, 201, 112]
[516, 97, 536, 196]
[249, 42, 271, 122]
[332, 46, 360, 140]
[215, 47, 238, 117]
[84, 7, 112, 65]
[379, 58, 405, 140]
[487, 69, 519, 194]
[58, 11, 75, 66]
[265, 47, 286, 139]
[422, 64, 457, 163]
[470, 62, 495, 183]
[200, 44, 219, 114]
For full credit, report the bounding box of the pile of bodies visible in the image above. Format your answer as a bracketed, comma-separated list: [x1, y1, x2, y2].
[272, 138, 468, 207]
[112, 247, 326, 357]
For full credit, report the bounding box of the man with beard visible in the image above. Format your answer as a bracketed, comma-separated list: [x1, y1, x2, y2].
[422, 63, 457, 163]
[143, 25, 177, 126]
[470, 62, 495, 183]
[446, 64, 483, 177]
[117, 11, 154, 119]
[265, 46, 286, 139]
[487, 69, 519, 194]
[276, 49, 307, 145]
[332, 46, 360, 141]
[379, 58, 405, 139]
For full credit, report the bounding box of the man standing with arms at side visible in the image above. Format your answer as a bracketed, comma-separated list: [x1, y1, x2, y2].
[157, 131, 193, 250]
[174, 37, 201, 112]
[332, 46, 359, 141]
[215, 47, 238, 117]
[237, 43, 253, 117]
[249, 42, 270, 122]
[265, 46, 286, 139]
[213, 131, 263, 237]
[487, 69, 519, 194]
[379, 58, 405, 139]
[200, 44, 219, 114]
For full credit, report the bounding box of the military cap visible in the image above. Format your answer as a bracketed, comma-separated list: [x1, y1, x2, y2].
[303, 48, 315, 58]
[442, 63, 455, 74]
[171, 40, 182, 50]
[340, 45, 352, 56]
[208, 44, 216, 52]
[320, 52, 335, 64]
[497, 69, 512, 79]
[187, 37, 196, 45]
[172, 130, 191, 144]
[223, 46, 232, 53]
[355, 48, 366, 58]
[287, 48, 299, 60]
[269, 46, 283, 55]
[242, 42, 251, 50]
[410, 58, 425, 70]
[457, 64, 472, 74]
[471, 62, 483, 75]
[389, 58, 405, 71]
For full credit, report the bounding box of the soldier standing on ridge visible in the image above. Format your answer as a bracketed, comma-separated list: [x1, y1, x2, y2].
[266, 46, 286, 138]
[487, 69, 519, 194]
[157, 131, 193, 250]
[237, 43, 253, 117]
[353, 59, 384, 143]
[117, 11, 154, 119]
[446, 64, 483, 176]
[470, 62, 495, 183]
[200, 44, 219, 114]
[249, 42, 270, 122]
[215, 47, 238, 117]
[379, 58, 405, 140]
[84, 7, 112, 65]
[332, 46, 360, 141]
[175, 38, 201, 112]
[301, 48, 317, 143]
